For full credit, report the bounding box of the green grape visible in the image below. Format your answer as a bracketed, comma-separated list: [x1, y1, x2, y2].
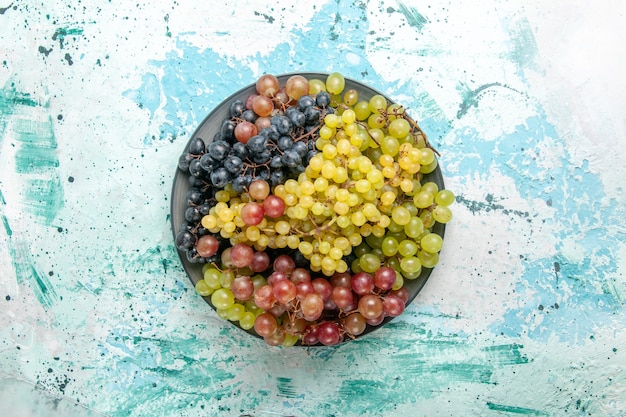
[203, 268, 222, 290]
[381, 136, 400, 157]
[219, 270, 235, 288]
[354, 100, 371, 121]
[400, 256, 422, 275]
[359, 253, 381, 273]
[227, 303, 246, 321]
[365, 234, 384, 249]
[386, 256, 401, 271]
[282, 333, 299, 347]
[435, 189, 456, 206]
[308, 78, 326, 94]
[239, 312, 256, 330]
[368, 113, 386, 129]
[432, 205, 453, 223]
[420, 158, 438, 174]
[420, 210, 436, 228]
[195, 279, 213, 297]
[404, 216, 425, 238]
[392, 272, 404, 290]
[402, 268, 422, 280]
[391, 206, 411, 226]
[216, 308, 230, 320]
[326, 72, 346, 94]
[398, 239, 418, 257]
[353, 242, 371, 257]
[387, 219, 404, 233]
[421, 233, 443, 253]
[343, 89, 359, 106]
[211, 288, 235, 310]
[381, 236, 399, 256]
[422, 182, 439, 195]
[351, 258, 363, 273]
[420, 148, 435, 165]
[418, 250, 439, 268]
[369, 94, 388, 113]
[387, 118, 411, 139]
[414, 191, 434, 208]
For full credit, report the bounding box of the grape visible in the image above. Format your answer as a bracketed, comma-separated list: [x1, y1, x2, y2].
[234, 121, 258, 144]
[264, 327, 286, 346]
[249, 251, 271, 273]
[273, 279, 297, 305]
[267, 271, 288, 286]
[254, 313, 278, 337]
[330, 272, 352, 288]
[195, 279, 213, 297]
[373, 267, 396, 291]
[351, 272, 375, 295]
[296, 281, 316, 299]
[325, 72, 345, 95]
[421, 233, 443, 253]
[240, 202, 265, 226]
[231, 276, 254, 301]
[239, 312, 256, 330]
[317, 321, 342, 346]
[230, 243, 254, 268]
[290, 268, 311, 284]
[285, 75, 309, 100]
[196, 235, 219, 257]
[358, 294, 383, 320]
[331, 286, 354, 310]
[253, 285, 275, 310]
[365, 313, 385, 326]
[432, 205, 453, 223]
[252, 95, 274, 117]
[343, 312, 367, 336]
[256, 74, 280, 97]
[312, 277, 333, 301]
[382, 294, 405, 317]
[211, 288, 235, 310]
[263, 195, 286, 218]
[273, 254, 296, 274]
[302, 325, 320, 345]
[301, 293, 324, 321]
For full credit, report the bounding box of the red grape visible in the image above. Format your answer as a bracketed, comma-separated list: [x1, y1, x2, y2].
[240, 202, 265, 226]
[252, 95, 274, 117]
[268, 303, 287, 317]
[343, 312, 367, 336]
[264, 326, 286, 346]
[263, 195, 286, 218]
[382, 294, 405, 317]
[351, 272, 375, 295]
[234, 121, 257, 144]
[311, 277, 333, 301]
[256, 74, 280, 97]
[250, 251, 271, 273]
[220, 247, 235, 268]
[285, 75, 309, 100]
[317, 321, 342, 346]
[290, 268, 311, 284]
[365, 313, 385, 326]
[253, 285, 275, 310]
[330, 272, 352, 288]
[231, 276, 254, 301]
[272, 280, 297, 305]
[331, 286, 354, 310]
[373, 267, 396, 291]
[245, 94, 258, 110]
[296, 281, 315, 299]
[230, 243, 254, 268]
[358, 294, 384, 320]
[273, 254, 296, 274]
[255, 116, 271, 130]
[267, 271, 288, 286]
[196, 235, 219, 258]
[302, 325, 319, 346]
[274, 87, 290, 106]
[254, 313, 277, 337]
[248, 179, 270, 200]
[301, 293, 324, 321]
[390, 287, 409, 304]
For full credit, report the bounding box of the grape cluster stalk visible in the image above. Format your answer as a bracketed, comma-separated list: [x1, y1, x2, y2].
[175, 72, 454, 346]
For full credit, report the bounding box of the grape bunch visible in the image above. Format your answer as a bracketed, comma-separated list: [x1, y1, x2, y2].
[174, 72, 455, 346]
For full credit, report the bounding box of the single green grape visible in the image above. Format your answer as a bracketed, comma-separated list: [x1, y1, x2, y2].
[239, 312, 256, 330]
[195, 279, 213, 297]
[398, 239, 418, 257]
[381, 236, 399, 257]
[432, 205, 453, 223]
[326, 72, 345, 94]
[359, 253, 381, 273]
[211, 288, 235, 310]
[421, 233, 443, 253]
[418, 250, 439, 268]
[435, 189, 456, 206]
[400, 256, 422, 275]
[387, 118, 411, 139]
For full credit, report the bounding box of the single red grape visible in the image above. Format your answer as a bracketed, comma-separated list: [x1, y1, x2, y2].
[263, 195, 286, 218]
[240, 202, 265, 226]
[196, 235, 219, 258]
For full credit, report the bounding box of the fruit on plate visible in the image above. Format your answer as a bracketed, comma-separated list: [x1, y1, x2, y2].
[174, 72, 454, 346]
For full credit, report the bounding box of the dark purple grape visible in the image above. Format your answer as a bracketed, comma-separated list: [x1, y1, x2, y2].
[247, 135, 267, 153]
[188, 159, 204, 178]
[270, 155, 283, 169]
[199, 153, 216, 171]
[210, 167, 231, 188]
[229, 99, 245, 117]
[185, 188, 203, 205]
[281, 149, 300, 168]
[208, 141, 230, 161]
[241, 109, 258, 123]
[175, 230, 196, 250]
[224, 155, 243, 174]
[252, 149, 272, 164]
[292, 141, 308, 158]
[277, 135, 293, 151]
[178, 153, 192, 171]
[220, 119, 236, 142]
[271, 115, 293, 134]
[304, 106, 321, 124]
[315, 91, 331, 107]
[297, 95, 315, 110]
[187, 137, 206, 155]
[184, 206, 202, 223]
[232, 142, 249, 159]
[269, 169, 286, 186]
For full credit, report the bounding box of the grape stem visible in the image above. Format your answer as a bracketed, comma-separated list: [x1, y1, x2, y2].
[404, 114, 440, 156]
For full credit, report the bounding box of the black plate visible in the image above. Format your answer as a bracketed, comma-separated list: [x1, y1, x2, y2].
[170, 72, 445, 343]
